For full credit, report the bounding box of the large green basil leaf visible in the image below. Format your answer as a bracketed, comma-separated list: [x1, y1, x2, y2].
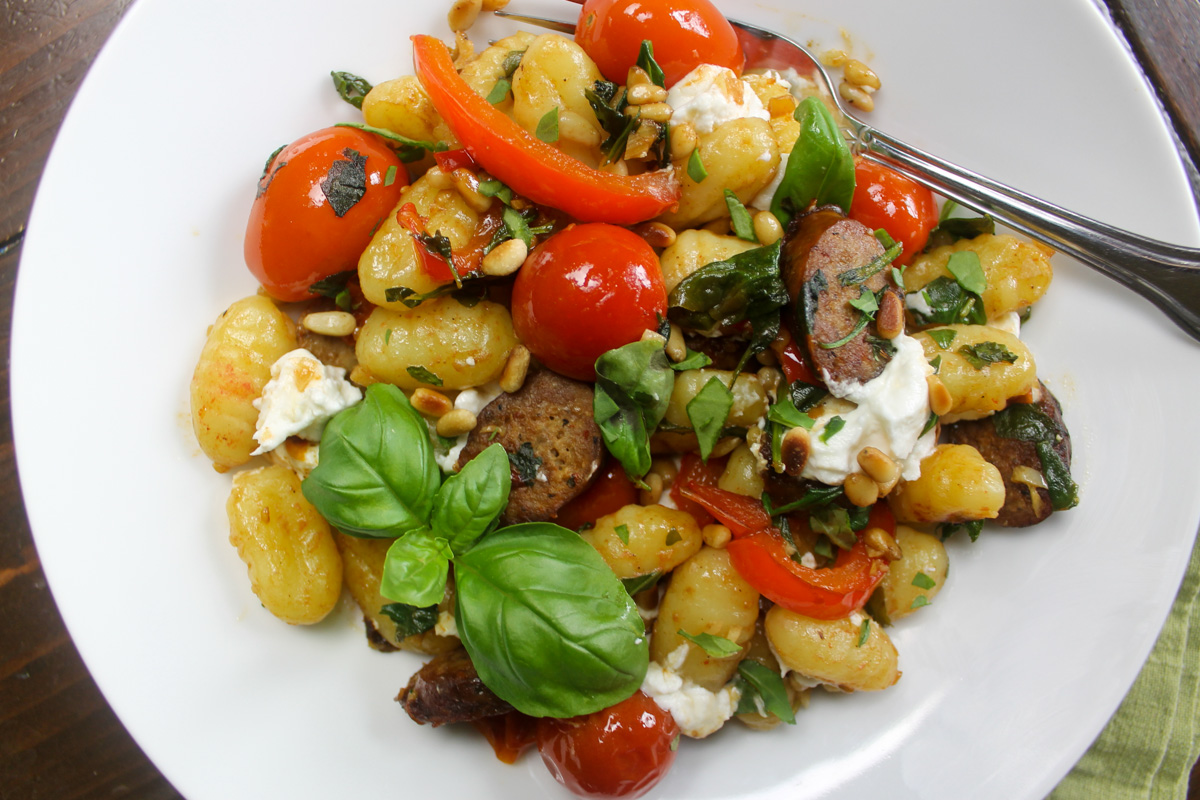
[593, 340, 675, 478]
[380, 529, 453, 607]
[687, 375, 734, 460]
[770, 97, 856, 226]
[302, 383, 440, 538]
[454, 523, 649, 718]
[668, 241, 786, 336]
[430, 442, 511, 554]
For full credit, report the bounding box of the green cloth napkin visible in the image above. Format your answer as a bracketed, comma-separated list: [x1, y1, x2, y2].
[1050, 531, 1200, 799]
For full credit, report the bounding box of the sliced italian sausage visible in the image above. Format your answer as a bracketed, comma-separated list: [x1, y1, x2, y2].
[455, 368, 604, 525]
[396, 647, 513, 727]
[780, 207, 903, 387]
[942, 382, 1072, 527]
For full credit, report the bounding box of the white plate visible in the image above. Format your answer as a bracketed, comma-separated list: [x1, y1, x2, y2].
[13, 0, 1200, 798]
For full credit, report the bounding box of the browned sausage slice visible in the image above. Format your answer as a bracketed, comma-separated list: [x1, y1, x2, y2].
[943, 382, 1072, 527]
[781, 207, 902, 386]
[396, 647, 513, 726]
[455, 368, 604, 525]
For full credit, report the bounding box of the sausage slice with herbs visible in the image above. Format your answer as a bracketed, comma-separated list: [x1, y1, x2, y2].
[781, 207, 904, 387]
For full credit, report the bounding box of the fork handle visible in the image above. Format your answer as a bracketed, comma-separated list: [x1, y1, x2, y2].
[854, 124, 1200, 341]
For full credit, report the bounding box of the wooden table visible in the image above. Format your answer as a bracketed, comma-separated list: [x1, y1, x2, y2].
[1, 1, 1198, 797]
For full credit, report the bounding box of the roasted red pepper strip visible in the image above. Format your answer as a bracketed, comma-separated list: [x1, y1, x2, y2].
[678, 483, 773, 538]
[411, 35, 681, 225]
[433, 148, 478, 173]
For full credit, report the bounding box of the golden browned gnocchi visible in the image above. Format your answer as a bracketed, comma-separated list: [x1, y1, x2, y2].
[889, 444, 1006, 524]
[765, 605, 900, 692]
[868, 525, 949, 623]
[906, 233, 1054, 318]
[580, 503, 703, 579]
[912, 325, 1037, 420]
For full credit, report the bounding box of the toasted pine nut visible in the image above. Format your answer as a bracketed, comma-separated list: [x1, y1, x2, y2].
[843, 472, 880, 507]
[755, 348, 779, 367]
[302, 310, 356, 337]
[627, 83, 669, 105]
[767, 94, 798, 119]
[702, 523, 732, 549]
[927, 374, 953, 417]
[753, 210, 784, 246]
[481, 237, 528, 277]
[559, 110, 602, 147]
[499, 345, 531, 394]
[641, 328, 667, 345]
[423, 166, 454, 191]
[781, 427, 811, 476]
[447, 0, 482, 32]
[862, 526, 903, 561]
[436, 408, 477, 438]
[634, 221, 677, 249]
[821, 49, 850, 68]
[626, 66, 652, 87]
[480, 0, 509, 10]
[711, 437, 741, 459]
[411, 387, 454, 418]
[844, 59, 881, 90]
[639, 473, 664, 505]
[349, 365, 378, 387]
[628, 102, 673, 123]
[669, 122, 698, 162]
[649, 456, 679, 487]
[876, 290, 905, 340]
[839, 81, 875, 112]
[756, 366, 783, 396]
[451, 168, 493, 213]
[665, 324, 687, 362]
[857, 446, 900, 488]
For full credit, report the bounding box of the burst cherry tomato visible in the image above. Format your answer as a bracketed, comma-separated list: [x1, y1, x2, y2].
[244, 127, 407, 302]
[848, 159, 938, 268]
[574, 0, 745, 88]
[555, 457, 639, 532]
[511, 223, 667, 381]
[536, 691, 679, 798]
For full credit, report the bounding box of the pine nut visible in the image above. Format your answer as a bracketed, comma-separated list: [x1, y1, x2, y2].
[559, 110, 602, 147]
[649, 457, 679, 487]
[669, 123, 698, 162]
[349, 365, 378, 387]
[665, 324, 687, 362]
[702, 523, 732, 549]
[451, 168, 493, 213]
[756, 366, 783, 396]
[780, 427, 811, 476]
[632, 221, 676, 249]
[499, 345, 531, 394]
[302, 310, 356, 337]
[843, 472, 879, 507]
[423, 166, 453, 191]
[641, 328, 667, 345]
[436, 408, 478, 438]
[857, 446, 900, 488]
[411, 388, 454, 418]
[447, 0, 482, 32]
[753, 210, 784, 246]
[927, 374, 953, 416]
[481, 237, 528, 276]
[821, 49, 850, 68]
[711, 437, 741, 458]
[625, 102, 673, 123]
[626, 66, 652, 87]
[755, 349, 779, 366]
[876, 290, 905, 339]
[639, 473, 664, 505]
[839, 82, 875, 112]
[767, 94, 798, 119]
[862, 526, 903, 561]
[627, 83, 669, 105]
[844, 59, 881, 90]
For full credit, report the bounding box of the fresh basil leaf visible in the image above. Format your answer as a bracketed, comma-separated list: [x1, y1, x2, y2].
[767, 396, 815, 429]
[406, 365, 443, 386]
[957, 341, 1017, 370]
[508, 441, 543, 485]
[849, 286, 879, 314]
[856, 618, 871, 647]
[486, 78, 512, 104]
[537, 107, 560, 143]
[454, 523, 649, 718]
[431, 443, 511, 554]
[912, 572, 937, 590]
[614, 523, 631, 545]
[947, 251, 988, 295]
[687, 148, 708, 183]
[636, 40, 666, 87]
[331, 71, 372, 109]
[670, 349, 713, 371]
[594, 340, 675, 478]
[379, 602, 438, 638]
[678, 630, 741, 658]
[687, 376, 734, 460]
[820, 415, 846, 442]
[668, 241, 786, 337]
[909, 276, 987, 327]
[724, 189, 756, 242]
[809, 505, 855, 549]
[320, 148, 367, 217]
[621, 571, 661, 596]
[302, 384, 439, 538]
[771, 96, 855, 226]
[307, 269, 356, 300]
[927, 328, 957, 349]
[765, 484, 842, 516]
[380, 529, 453, 607]
[736, 660, 795, 724]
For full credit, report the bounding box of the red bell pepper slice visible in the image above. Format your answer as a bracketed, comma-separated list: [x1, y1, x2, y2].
[433, 148, 478, 173]
[411, 35, 681, 225]
[678, 483, 773, 538]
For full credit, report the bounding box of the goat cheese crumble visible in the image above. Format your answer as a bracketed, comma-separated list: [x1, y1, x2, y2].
[641, 645, 741, 738]
[251, 349, 362, 455]
[433, 382, 503, 472]
[666, 64, 769, 135]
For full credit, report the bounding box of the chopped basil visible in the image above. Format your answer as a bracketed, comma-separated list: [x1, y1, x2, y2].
[927, 329, 957, 349]
[687, 148, 708, 182]
[621, 571, 661, 596]
[809, 505, 855, 549]
[593, 339, 675, 479]
[991, 403, 1079, 510]
[724, 189, 756, 242]
[839, 241, 903, 286]
[585, 80, 637, 164]
[678, 630, 742, 658]
[664, 528, 682, 546]
[812, 535, 834, 559]
[320, 148, 368, 217]
[500, 49, 526, 77]
[536, 107, 560, 143]
[790, 381, 828, 413]
[939, 519, 983, 542]
[406, 365, 443, 386]
[947, 250, 988, 295]
[486, 78, 512, 104]
[383, 165, 398, 187]
[736, 661, 795, 724]
[670, 349, 713, 371]
[687, 376, 735, 460]
[910, 594, 931, 610]
[477, 178, 514, 204]
[330, 70, 373, 109]
[920, 410, 939, 437]
[856, 618, 871, 647]
[849, 285, 880, 314]
[820, 415, 846, 442]
[767, 396, 815, 430]
[307, 269, 356, 300]
[614, 523, 631, 545]
[912, 572, 937, 590]
[891, 266, 906, 290]
[508, 441, 543, 486]
[765, 484, 842, 517]
[334, 122, 448, 162]
[908, 268, 987, 327]
[929, 354, 942, 373]
[636, 40, 666, 87]
[957, 341, 1018, 370]
[925, 203, 996, 251]
[379, 602, 438, 637]
[770, 97, 855, 225]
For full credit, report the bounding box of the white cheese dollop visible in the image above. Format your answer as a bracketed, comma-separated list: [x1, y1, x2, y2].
[435, 609, 458, 638]
[641, 645, 741, 738]
[666, 64, 769, 135]
[750, 151, 789, 211]
[432, 382, 503, 473]
[251, 349, 362, 455]
[905, 289, 935, 318]
[987, 310, 1021, 338]
[802, 333, 935, 484]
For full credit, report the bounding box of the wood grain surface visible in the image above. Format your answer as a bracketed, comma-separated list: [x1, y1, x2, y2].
[1, 1, 1198, 798]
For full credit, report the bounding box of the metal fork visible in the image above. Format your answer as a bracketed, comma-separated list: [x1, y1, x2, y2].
[496, 9, 1200, 342]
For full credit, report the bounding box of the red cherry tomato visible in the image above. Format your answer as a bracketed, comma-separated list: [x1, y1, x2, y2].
[574, 0, 745, 88]
[848, 159, 938, 268]
[511, 224, 667, 381]
[244, 127, 407, 302]
[536, 691, 679, 798]
[555, 457, 639, 532]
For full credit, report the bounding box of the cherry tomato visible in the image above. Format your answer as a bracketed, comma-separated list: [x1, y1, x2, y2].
[244, 127, 406, 302]
[472, 711, 538, 764]
[848, 159, 938, 268]
[555, 457, 639, 532]
[536, 691, 679, 798]
[511, 224, 667, 381]
[574, 0, 745, 88]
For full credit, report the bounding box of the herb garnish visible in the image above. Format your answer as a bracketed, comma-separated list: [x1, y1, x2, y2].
[406, 365, 443, 386]
[687, 148, 708, 182]
[593, 339, 675, 479]
[636, 40, 666, 87]
[536, 107, 560, 143]
[724, 190, 756, 242]
[771, 97, 856, 225]
[508, 441, 543, 485]
[379, 602, 439, 637]
[735, 661, 796, 724]
[687, 376, 734, 460]
[320, 148, 368, 217]
[331, 71, 372, 109]
[991, 402, 1079, 510]
[957, 341, 1017, 370]
[678, 630, 742, 658]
